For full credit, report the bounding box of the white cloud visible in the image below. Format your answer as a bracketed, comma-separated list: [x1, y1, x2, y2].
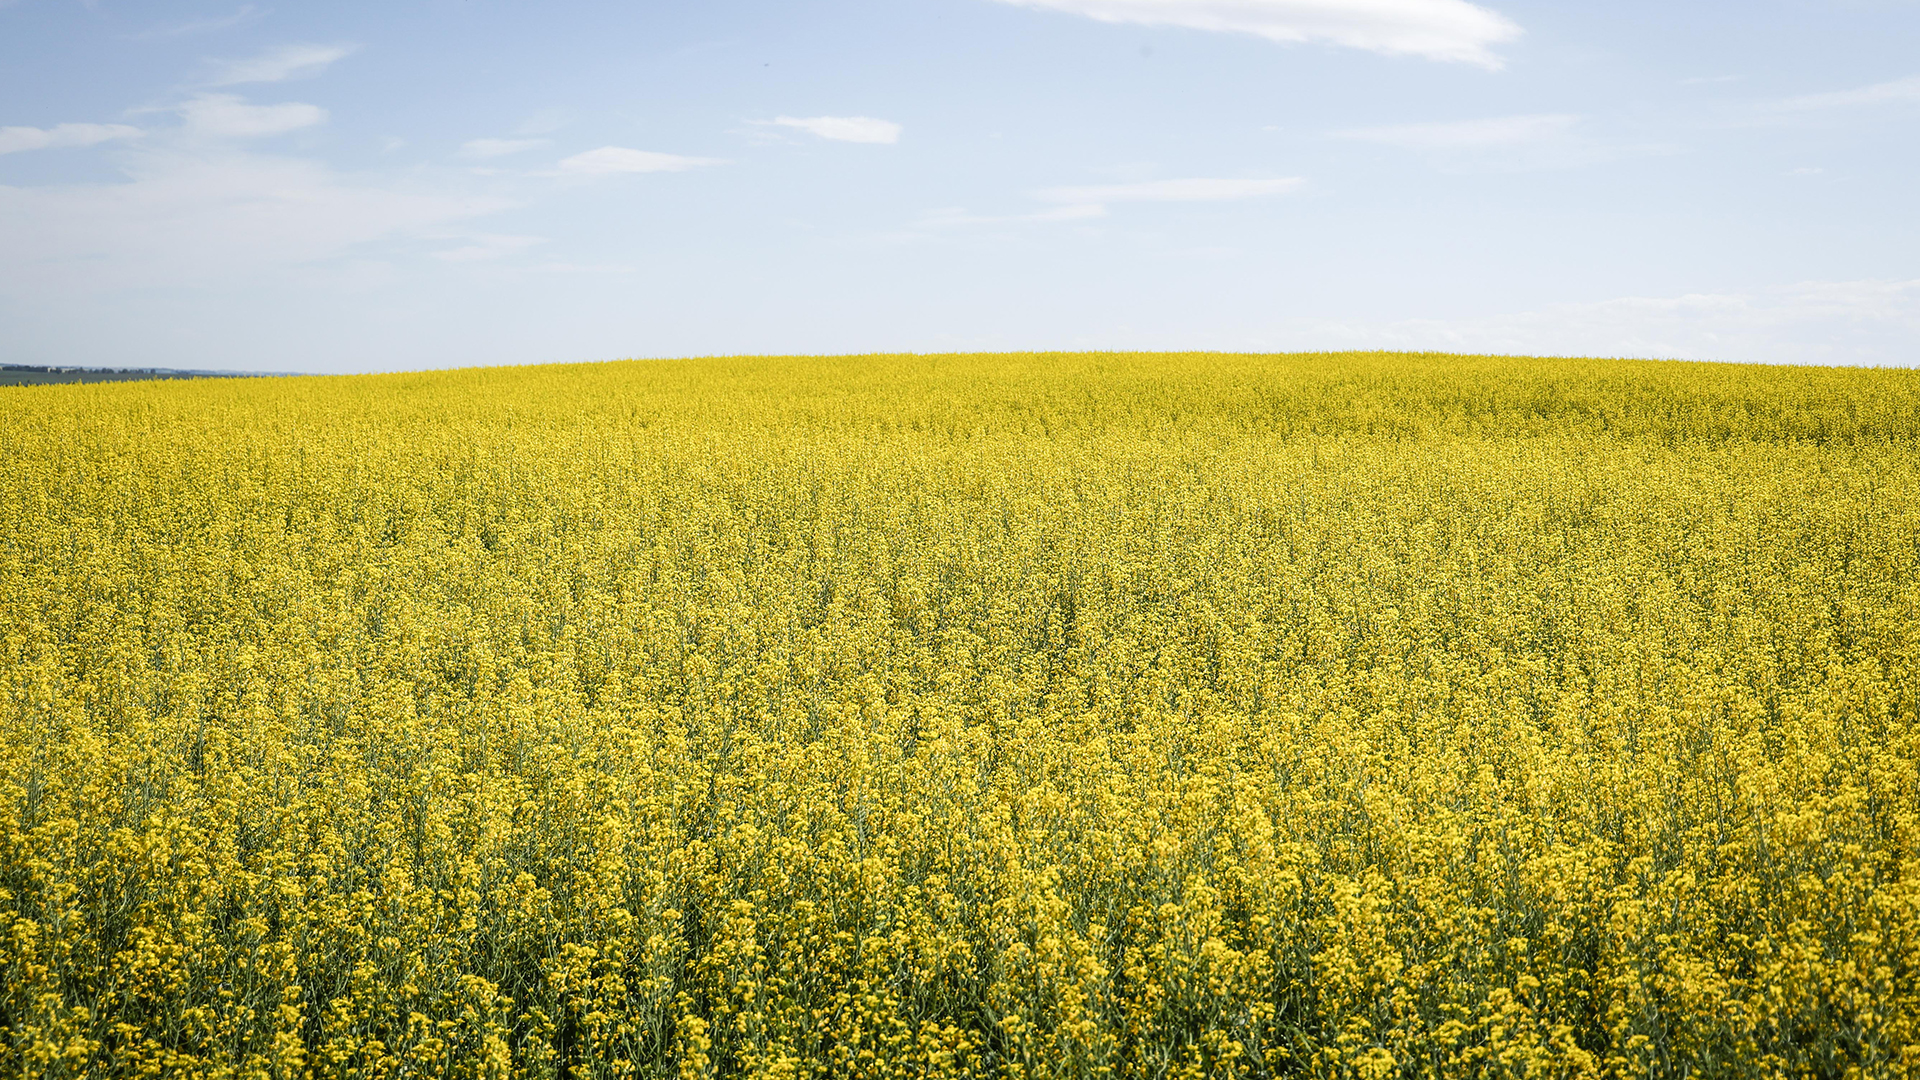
[461, 137, 549, 159]
[1034, 176, 1304, 202]
[1031, 203, 1110, 220]
[0, 149, 513, 294]
[0, 123, 143, 155]
[1780, 74, 1920, 111]
[768, 116, 903, 144]
[177, 94, 326, 138]
[132, 5, 262, 39]
[522, 261, 638, 275]
[555, 146, 724, 176]
[432, 233, 547, 262]
[513, 109, 573, 136]
[1300, 279, 1920, 366]
[1337, 113, 1576, 148]
[878, 202, 1108, 246]
[210, 43, 357, 85]
[915, 203, 1109, 229]
[1335, 114, 1667, 172]
[899, 176, 1300, 241]
[987, 0, 1522, 67]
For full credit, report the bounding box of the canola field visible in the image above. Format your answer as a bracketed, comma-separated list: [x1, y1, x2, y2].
[2, 351, 1918, 1080]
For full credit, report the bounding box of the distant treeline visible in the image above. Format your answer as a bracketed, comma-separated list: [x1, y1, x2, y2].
[0, 364, 275, 387]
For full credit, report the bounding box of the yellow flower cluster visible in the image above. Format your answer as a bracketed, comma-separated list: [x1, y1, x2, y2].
[2, 352, 1917, 1079]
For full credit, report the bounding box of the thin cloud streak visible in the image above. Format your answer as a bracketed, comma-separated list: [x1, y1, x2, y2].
[1034, 177, 1305, 202]
[914, 203, 1108, 229]
[1779, 74, 1920, 111]
[210, 44, 358, 86]
[432, 234, 547, 262]
[177, 95, 327, 139]
[555, 147, 725, 176]
[131, 5, 262, 39]
[897, 176, 1300, 242]
[768, 116, 903, 144]
[461, 138, 549, 159]
[1303, 279, 1920, 365]
[0, 123, 143, 155]
[986, 0, 1522, 67]
[0, 150, 513, 293]
[1337, 113, 1576, 148]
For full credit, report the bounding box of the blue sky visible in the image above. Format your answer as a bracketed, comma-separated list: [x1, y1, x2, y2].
[2, 0, 1916, 372]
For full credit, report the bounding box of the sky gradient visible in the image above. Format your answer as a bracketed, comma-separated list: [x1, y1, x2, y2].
[2, 0, 1917, 372]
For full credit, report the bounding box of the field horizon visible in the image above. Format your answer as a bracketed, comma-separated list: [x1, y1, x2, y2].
[8, 347, 1918, 391]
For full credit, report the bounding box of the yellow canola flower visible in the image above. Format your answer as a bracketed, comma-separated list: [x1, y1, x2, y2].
[1, 351, 1918, 1079]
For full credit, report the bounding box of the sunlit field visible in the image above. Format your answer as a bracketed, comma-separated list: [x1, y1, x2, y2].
[3, 352, 1917, 1079]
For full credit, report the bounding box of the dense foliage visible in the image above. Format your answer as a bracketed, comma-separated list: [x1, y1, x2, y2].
[3, 352, 1917, 1079]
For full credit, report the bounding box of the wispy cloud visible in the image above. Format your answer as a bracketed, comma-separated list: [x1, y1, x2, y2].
[513, 109, 573, 137]
[555, 147, 724, 176]
[177, 94, 327, 139]
[1299, 279, 1920, 365]
[210, 43, 358, 86]
[522, 261, 638, 275]
[914, 203, 1109, 230]
[1779, 74, 1920, 111]
[0, 150, 512, 294]
[1332, 113, 1664, 171]
[985, 0, 1522, 67]
[131, 5, 262, 39]
[1033, 177, 1305, 203]
[1728, 74, 1920, 130]
[1337, 113, 1576, 148]
[461, 137, 549, 159]
[899, 175, 1300, 242]
[767, 116, 903, 144]
[432, 234, 547, 262]
[0, 123, 142, 155]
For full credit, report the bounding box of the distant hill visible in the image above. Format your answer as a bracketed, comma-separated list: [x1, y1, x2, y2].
[0, 364, 290, 386]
